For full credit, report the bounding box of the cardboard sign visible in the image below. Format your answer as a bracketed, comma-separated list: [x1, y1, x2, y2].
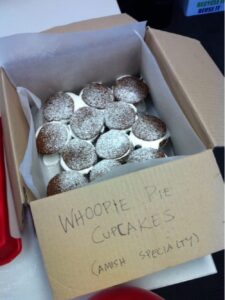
[31, 150, 224, 300]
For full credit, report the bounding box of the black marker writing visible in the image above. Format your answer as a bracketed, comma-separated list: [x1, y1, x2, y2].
[91, 209, 175, 244]
[58, 198, 130, 233]
[91, 257, 126, 277]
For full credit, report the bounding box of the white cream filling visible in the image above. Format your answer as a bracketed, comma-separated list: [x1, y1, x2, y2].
[66, 92, 89, 110]
[42, 154, 61, 184]
[116, 74, 134, 81]
[69, 124, 105, 142]
[35, 121, 70, 138]
[131, 103, 138, 112]
[36, 122, 72, 169]
[100, 126, 105, 134]
[115, 142, 133, 162]
[129, 130, 170, 150]
[60, 138, 95, 174]
[43, 153, 60, 166]
[60, 156, 93, 175]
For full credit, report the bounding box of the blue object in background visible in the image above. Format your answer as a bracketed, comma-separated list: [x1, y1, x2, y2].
[181, 0, 224, 16]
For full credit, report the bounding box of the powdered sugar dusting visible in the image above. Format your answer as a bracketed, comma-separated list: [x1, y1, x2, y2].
[96, 130, 131, 159]
[132, 115, 167, 141]
[128, 147, 166, 163]
[81, 83, 114, 109]
[36, 123, 69, 154]
[70, 107, 104, 140]
[43, 92, 74, 122]
[104, 102, 136, 130]
[62, 139, 97, 170]
[114, 76, 149, 104]
[47, 171, 88, 196]
[90, 159, 121, 181]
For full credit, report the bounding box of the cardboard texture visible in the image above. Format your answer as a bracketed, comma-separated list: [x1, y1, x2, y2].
[0, 14, 224, 300]
[0, 69, 32, 228]
[31, 150, 224, 300]
[145, 28, 224, 148]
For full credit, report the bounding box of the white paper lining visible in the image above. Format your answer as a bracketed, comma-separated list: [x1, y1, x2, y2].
[0, 22, 145, 99]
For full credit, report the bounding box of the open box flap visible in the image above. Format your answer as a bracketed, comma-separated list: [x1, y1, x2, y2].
[31, 149, 224, 300]
[0, 69, 35, 228]
[145, 28, 224, 148]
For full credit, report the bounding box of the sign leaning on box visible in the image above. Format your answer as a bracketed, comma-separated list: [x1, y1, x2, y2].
[181, 0, 224, 16]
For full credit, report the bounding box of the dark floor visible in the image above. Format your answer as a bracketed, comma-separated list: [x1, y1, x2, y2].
[117, 1, 224, 299]
[166, 3, 224, 75]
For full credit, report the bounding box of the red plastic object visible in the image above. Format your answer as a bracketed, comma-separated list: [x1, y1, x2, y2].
[0, 118, 22, 266]
[90, 286, 164, 300]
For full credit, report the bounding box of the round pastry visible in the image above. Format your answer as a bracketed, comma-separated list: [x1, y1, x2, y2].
[90, 159, 121, 182]
[36, 122, 70, 155]
[80, 83, 114, 109]
[132, 115, 166, 141]
[47, 171, 88, 196]
[113, 75, 149, 104]
[61, 139, 97, 172]
[130, 115, 169, 149]
[129, 115, 170, 149]
[43, 92, 75, 122]
[104, 102, 137, 130]
[70, 107, 104, 140]
[96, 130, 131, 160]
[127, 148, 166, 163]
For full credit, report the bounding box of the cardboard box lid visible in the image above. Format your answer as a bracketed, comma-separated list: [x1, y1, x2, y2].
[0, 68, 31, 228]
[145, 27, 224, 148]
[31, 150, 224, 300]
